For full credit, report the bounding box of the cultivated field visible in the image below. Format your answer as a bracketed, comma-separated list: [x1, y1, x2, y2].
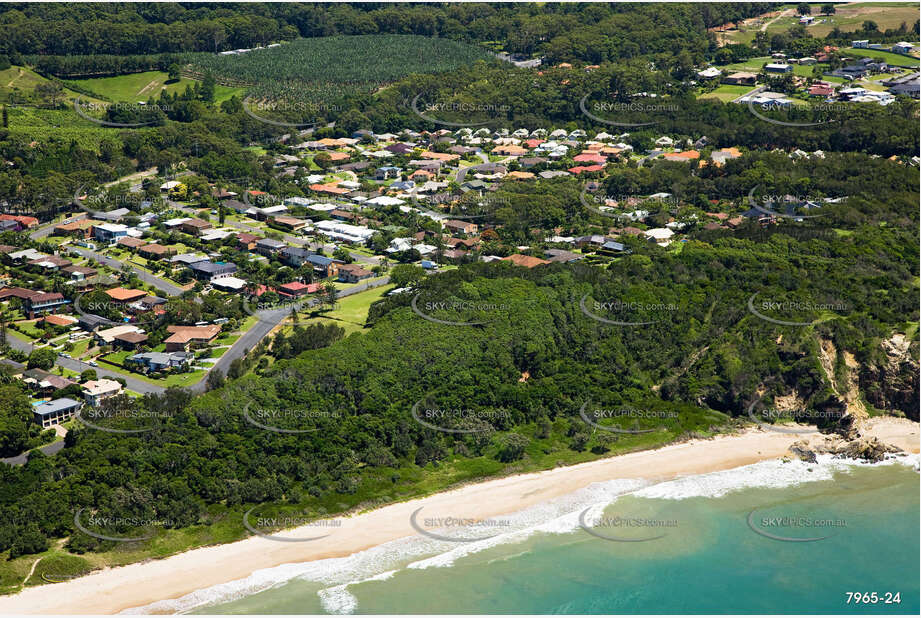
[185, 34, 502, 107]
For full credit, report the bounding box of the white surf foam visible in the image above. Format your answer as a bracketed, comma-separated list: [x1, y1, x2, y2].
[317, 585, 356, 615]
[634, 452, 919, 501]
[122, 453, 917, 614]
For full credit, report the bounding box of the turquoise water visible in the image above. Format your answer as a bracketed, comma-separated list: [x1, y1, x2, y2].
[166, 457, 919, 615]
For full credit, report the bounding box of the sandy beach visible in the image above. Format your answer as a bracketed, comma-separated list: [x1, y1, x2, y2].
[1, 417, 917, 615]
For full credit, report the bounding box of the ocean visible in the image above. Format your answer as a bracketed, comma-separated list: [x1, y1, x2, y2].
[128, 454, 920, 615]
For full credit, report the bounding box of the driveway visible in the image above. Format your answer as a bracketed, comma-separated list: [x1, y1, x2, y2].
[1, 440, 66, 466]
[68, 246, 185, 297]
[169, 201, 379, 266]
[186, 276, 390, 393]
[2, 340, 166, 395]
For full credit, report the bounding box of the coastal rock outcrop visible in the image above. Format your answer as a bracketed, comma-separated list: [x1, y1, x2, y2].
[787, 433, 904, 464]
[858, 333, 920, 421]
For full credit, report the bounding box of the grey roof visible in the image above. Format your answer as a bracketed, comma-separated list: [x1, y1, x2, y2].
[256, 238, 287, 248]
[78, 314, 111, 329]
[307, 254, 335, 267]
[190, 261, 237, 274]
[95, 208, 130, 221]
[34, 397, 82, 416]
[129, 351, 189, 365]
[282, 246, 312, 259]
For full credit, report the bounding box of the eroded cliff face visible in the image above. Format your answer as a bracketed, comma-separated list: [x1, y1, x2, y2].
[857, 333, 919, 422]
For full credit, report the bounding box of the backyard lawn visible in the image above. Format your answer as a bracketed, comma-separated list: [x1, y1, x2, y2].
[698, 84, 756, 102]
[283, 283, 392, 337]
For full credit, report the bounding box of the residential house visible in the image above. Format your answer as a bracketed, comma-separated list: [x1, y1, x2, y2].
[126, 351, 190, 372]
[255, 238, 287, 256]
[211, 277, 248, 293]
[40, 314, 78, 328]
[305, 254, 339, 279]
[314, 220, 374, 244]
[93, 223, 129, 244]
[33, 397, 82, 428]
[440, 249, 468, 264]
[710, 147, 743, 166]
[62, 265, 97, 281]
[188, 260, 238, 281]
[20, 368, 76, 397]
[501, 254, 550, 268]
[375, 166, 403, 180]
[105, 287, 147, 304]
[280, 246, 313, 267]
[54, 219, 99, 238]
[722, 72, 758, 86]
[443, 219, 478, 235]
[164, 324, 221, 352]
[94, 324, 143, 346]
[337, 263, 374, 283]
[113, 330, 149, 350]
[544, 249, 584, 263]
[0, 215, 38, 229]
[764, 62, 793, 74]
[235, 233, 260, 251]
[277, 281, 314, 297]
[116, 236, 147, 250]
[138, 243, 176, 260]
[28, 255, 72, 271]
[273, 216, 308, 231]
[82, 379, 123, 406]
[180, 218, 213, 236]
[24, 292, 68, 318]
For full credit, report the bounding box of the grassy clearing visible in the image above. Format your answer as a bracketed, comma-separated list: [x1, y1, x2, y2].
[698, 84, 757, 102]
[67, 71, 246, 104]
[281, 283, 391, 337]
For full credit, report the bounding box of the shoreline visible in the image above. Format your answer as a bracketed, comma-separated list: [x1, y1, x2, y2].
[1, 417, 917, 615]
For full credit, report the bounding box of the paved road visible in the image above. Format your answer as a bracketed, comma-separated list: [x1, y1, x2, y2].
[169, 201, 380, 266]
[1, 439, 66, 466]
[68, 246, 185, 297]
[4, 276, 391, 401]
[3, 338, 167, 395]
[186, 275, 391, 393]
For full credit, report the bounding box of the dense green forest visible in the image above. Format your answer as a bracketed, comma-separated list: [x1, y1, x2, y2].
[0, 190, 917, 556]
[0, 0, 917, 579]
[1, 2, 773, 62]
